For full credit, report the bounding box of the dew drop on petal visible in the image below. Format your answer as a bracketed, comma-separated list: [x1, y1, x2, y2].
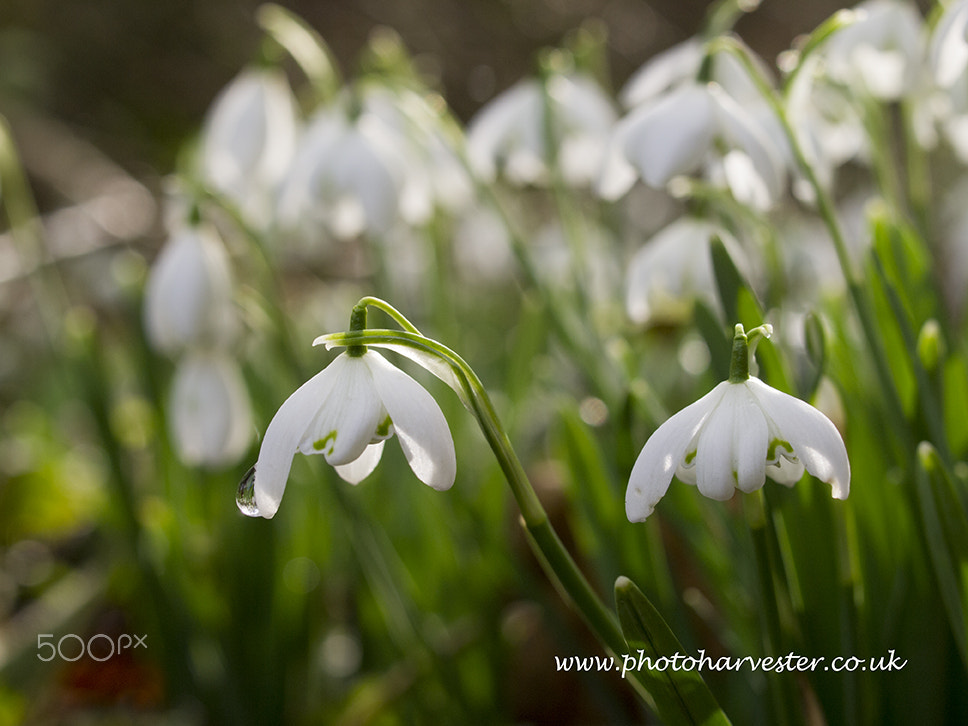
[236, 465, 261, 517]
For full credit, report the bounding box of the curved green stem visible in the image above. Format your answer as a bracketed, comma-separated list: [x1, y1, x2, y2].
[321, 323, 640, 682]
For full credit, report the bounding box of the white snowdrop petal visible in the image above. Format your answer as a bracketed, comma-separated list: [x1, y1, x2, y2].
[733, 388, 768, 493]
[365, 351, 457, 491]
[747, 378, 850, 499]
[254, 359, 343, 518]
[695, 388, 741, 501]
[300, 355, 385, 466]
[626, 383, 725, 521]
[622, 85, 716, 187]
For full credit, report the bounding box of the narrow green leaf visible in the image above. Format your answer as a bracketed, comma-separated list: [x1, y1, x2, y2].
[916, 443, 968, 670]
[709, 235, 746, 325]
[615, 576, 731, 726]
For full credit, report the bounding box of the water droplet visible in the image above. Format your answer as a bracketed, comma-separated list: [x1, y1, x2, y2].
[236, 465, 261, 517]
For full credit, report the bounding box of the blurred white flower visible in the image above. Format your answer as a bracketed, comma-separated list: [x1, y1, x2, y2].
[822, 0, 924, 101]
[362, 87, 474, 214]
[926, 0, 968, 161]
[143, 224, 238, 355]
[248, 349, 455, 518]
[625, 218, 749, 324]
[785, 53, 868, 199]
[930, 0, 968, 88]
[199, 67, 298, 226]
[170, 350, 253, 467]
[619, 39, 704, 109]
[467, 73, 617, 187]
[277, 107, 407, 240]
[626, 326, 849, 521]
[599, 82, 785, 210]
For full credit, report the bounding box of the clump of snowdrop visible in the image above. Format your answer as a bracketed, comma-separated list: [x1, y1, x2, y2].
[626, 324, 849, 521]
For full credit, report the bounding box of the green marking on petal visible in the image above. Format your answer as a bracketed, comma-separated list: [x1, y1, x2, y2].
[684, 450, 697, 466]
[376, 415, 392, 438]
[314, 430, 338, 452]
[767, 437, 793, 461]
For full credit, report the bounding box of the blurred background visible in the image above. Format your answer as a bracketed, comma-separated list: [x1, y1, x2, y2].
[0, 0, 949, 724]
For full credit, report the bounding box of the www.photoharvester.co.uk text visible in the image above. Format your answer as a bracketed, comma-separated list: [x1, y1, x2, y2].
[555, 649, 908, 679]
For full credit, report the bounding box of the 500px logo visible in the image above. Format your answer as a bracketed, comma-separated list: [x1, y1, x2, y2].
[37, 633, 147, 662]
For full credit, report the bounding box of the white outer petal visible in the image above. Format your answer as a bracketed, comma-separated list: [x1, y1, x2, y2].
[596, 121, 639, 201]
[695, 385, 742, 501]
[746, 377, 850, 499]
[733, 385, 768, 493]
[299, 354, 385, 466]
[621, 85, 716, 188]
[626, 382, 726, 521]
[620, 38, 703, 108]
[253, 360, 342, 518]
[365, 351, 456, 490]
[931, 0, 968, 87]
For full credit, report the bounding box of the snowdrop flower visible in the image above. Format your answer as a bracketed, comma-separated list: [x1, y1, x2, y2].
[466, 73, 617, 187]
[625, 218, 750, 325]
[277, 100, 413, 240]
[619, 39, 704, 109]
[926, 0, 968, 161]
[821, 0, 924, 101]
[626, 324, 849, 521]
[169, 349, 253, 467]
[785, 53, 867, 199]
[362, 86, 474, 214]
[198, 67, 298, 227]
[143, 223, 238, 355]
[599, 82, 785, 211]
[243, 348, 456, 518]
[930, 0, 968, 88]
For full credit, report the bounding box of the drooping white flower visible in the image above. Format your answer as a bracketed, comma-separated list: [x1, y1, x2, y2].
[466, 73, 617, 187]
[143, 224, 238, 355]
[198, 67, 298, 226]
[785, 53, 868, 199]
[169, 349, 253, 467]
[626, 325, 849, 521]
[277, 103, 411, 240]
[925, 0, 968, 161]
[625, 218, 751, 324]
[821, 0, 924, 101]
[599, 82, 785, 210]
[930, 0, 968, 88]
[619, 39, 704, 109]
[361, 86, 474, 215]
[247, 349, 456, 518]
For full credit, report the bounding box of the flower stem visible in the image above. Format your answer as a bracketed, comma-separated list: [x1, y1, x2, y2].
[322, 323, 661, 702]
[712, 36, 913, 453]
